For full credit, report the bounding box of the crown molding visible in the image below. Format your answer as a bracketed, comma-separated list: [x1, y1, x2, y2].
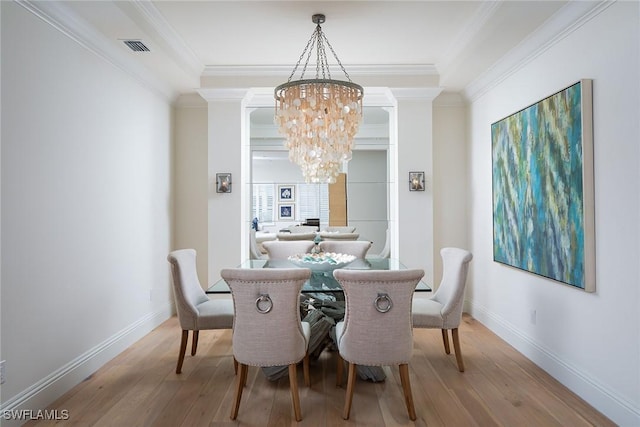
[464, 0, 614, 101]
[124, 1, 203, 77]
[390, 87, 444, 101]
[197, 88, 250, 102]
[16, 0, 175, 102]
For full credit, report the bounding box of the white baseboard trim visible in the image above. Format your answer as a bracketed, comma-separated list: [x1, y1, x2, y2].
[465, 300, 640, 426]
[0, 304, 174, 426]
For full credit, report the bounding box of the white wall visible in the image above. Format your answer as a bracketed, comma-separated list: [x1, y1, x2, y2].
[466, 2, 639, 424]
[174, 101, 209, 283]
[0, 2, 174, 420]
[347, 150, 387, 254]
[433, 93, 469, 283]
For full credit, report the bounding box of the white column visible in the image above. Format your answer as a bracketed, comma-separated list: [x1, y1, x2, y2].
[198, 88, 248, 284]
[390, 88, 442, 286]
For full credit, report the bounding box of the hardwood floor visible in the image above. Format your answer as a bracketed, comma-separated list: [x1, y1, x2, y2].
[25, 314, 614, 427]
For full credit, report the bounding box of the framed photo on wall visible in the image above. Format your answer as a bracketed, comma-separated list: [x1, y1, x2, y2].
[278, 185, 295, 202]
[278, 203, 295, 220]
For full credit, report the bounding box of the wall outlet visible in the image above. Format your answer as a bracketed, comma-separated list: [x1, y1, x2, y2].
[530, 309, 537, 325]
[1, 360, 6, 384]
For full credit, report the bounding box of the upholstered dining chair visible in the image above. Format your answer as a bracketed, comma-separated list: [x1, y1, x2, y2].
[318, 240, 372, 259]
[167, 249, 234, 374]
[262, 240, 315, 259]
[368, 228, 391, 259]
[220, 268, 312, 421]
[332, 268, 425, 421]
[276, 231, 317, 241]
[318, 231, 360, 241]
[249, 229, 268, 260]
[412, 247, 473, 372]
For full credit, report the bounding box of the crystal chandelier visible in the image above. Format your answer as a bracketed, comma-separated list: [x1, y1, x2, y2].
[275, 14, 364, 184]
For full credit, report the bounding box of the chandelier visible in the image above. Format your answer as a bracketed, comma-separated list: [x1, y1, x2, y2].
[275, 14, 364, 184]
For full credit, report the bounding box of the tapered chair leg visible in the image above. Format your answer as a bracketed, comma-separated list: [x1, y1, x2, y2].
[288, 364, 302, 421]
[233, 357, 238, 375]
[452, 328, 465, 372]
[399, 364, 417, 421]
[303, 353, 310, 387]
[343, 362, 357, 420]
[176, 330, 189, 374]
[336, 354, 344, 387]
[230, 364, 248, 420]
[191, 330, 199, 356]
[441, 329, 451, 354]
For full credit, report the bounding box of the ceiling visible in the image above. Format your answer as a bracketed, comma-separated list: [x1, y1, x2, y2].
[46, 0, 597, 100]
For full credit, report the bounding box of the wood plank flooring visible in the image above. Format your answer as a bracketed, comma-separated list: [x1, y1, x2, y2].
[24, 315, 614, 427]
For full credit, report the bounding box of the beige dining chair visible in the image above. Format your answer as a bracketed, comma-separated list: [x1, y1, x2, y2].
[276, 231, 317, 241]
[333, 268, 425, 421]
[318, 240, 372, 259]
[412, 247, 473, 372]
[167, 249, 234, 374]
[368, 228, 391, 259]
[249, 229, 268, 260]
[318, 231, 360, 241]
[262, 240, 315, 259]
[220, 268, 312, 421]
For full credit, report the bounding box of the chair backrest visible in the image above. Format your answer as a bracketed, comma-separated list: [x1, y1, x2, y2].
[432, 247, 473, 319]
[318, 232, 360, 241]
[318, 240, 372, 258]
[262, 240, 315, 259]
[249, 229, 263, 260]
[276, 232, 317, 241]
[333, 269, 425, 366]
[220, 268, 311, 366]
[377, 228, 391, 258]
[323, 226, 356, 233]
[287, 225, 318, 234]
[167, 249, 210, 330]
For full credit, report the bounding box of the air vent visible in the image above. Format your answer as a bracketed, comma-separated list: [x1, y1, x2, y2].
[123, 40, 150, 52]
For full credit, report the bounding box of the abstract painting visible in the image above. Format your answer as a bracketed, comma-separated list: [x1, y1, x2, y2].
[492, 80, 595, 291]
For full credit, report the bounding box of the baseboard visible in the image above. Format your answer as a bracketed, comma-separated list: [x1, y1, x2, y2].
[465, 300, 640, 426]
[0, 304, 174, 427]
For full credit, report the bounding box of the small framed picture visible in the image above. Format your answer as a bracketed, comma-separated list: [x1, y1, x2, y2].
[409, 172, 425, 191]
[278, 203, 295, 220]
[278, 185, 295, 202]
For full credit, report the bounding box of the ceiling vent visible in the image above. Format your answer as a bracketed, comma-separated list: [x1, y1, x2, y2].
[123, 40, 150, 52]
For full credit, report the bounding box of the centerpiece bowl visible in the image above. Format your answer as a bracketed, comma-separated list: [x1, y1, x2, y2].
[288, 252, 356, 272]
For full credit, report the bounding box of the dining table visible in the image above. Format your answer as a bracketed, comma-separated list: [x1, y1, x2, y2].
[208, 257, 431, 382]
[206, 257, 432, 294]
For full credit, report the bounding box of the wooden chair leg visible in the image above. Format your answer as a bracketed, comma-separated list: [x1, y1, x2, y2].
[176, 330, 189, 374]
[441, 329, 451, 354]
[191, 330, 199, 356]
[452, 328, 465, 372]
[288, 364, 302, 421]
[233, 357, 238, 375]
[303, 353, 310, 387]
[230, 363, 248, 420]
[399, 364, 417, 421]
[336, 353, 344, 387]
[343, 362, 357, 420]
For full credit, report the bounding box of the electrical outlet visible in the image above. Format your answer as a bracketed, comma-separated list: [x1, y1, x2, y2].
[530, 309, 537, 325]
[1, 360, 6, 384]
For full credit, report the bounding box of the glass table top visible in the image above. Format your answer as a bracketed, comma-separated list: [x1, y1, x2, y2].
[207, 258, 432, 294]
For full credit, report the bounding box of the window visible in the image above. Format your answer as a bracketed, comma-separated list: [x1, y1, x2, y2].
[252, 184, 274, 223]
[297, 184, 329, 225]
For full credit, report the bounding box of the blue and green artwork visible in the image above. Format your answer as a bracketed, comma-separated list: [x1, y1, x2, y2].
[492, 81, 590, 289]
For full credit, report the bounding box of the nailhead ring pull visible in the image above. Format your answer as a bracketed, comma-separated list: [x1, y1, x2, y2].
[374, 293, 393, 313]
[255, 294, 273, 314]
